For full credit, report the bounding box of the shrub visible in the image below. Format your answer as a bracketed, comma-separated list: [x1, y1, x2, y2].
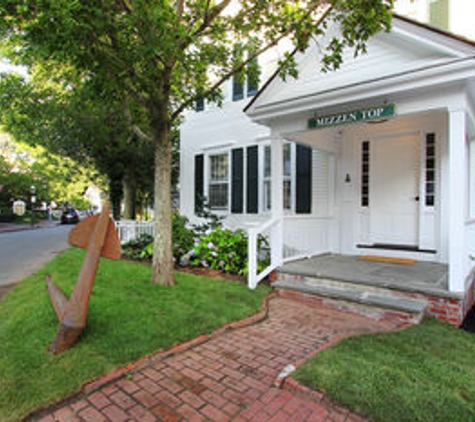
[172, 212, 196, 261]
[190, 227, 269, 277]
[121, 234, 154, 260]
[123, 213, 196, 263]
[192, 198, 224, 236]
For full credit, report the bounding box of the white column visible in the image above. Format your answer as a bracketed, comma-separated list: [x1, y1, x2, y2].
[448, 109, 467, 293]
[271, 135, 284, 267]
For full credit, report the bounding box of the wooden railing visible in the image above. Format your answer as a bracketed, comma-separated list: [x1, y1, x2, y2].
[247, 217, 283, 289]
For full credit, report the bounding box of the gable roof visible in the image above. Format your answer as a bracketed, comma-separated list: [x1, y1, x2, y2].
[245, 14, 475, 122]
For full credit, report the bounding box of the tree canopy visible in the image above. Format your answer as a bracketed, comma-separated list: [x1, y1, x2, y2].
[0, 133, 103, 216]
[0, 0, 394, 285]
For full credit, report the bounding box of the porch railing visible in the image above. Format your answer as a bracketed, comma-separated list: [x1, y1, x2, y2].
[247, 217, 283, 289]
[115, 220, 155, 244]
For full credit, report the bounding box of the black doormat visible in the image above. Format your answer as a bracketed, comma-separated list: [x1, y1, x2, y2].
[357, 243, 436, 254]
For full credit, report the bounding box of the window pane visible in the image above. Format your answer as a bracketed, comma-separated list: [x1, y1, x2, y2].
[210, 154, 228, 182]
[425, 133, 436, 207]
[264, 146, 271, 178]
[264, 180, 271, 210]
[361, 141, 370, 207]
[233, 76, 244, 101]
[209, 184, 228, 209]
[283, 180, 291, 210]
[284, 144, 291, 176]
[195, 98, 204, 112]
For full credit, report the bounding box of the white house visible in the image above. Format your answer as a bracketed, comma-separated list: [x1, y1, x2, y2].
[180, 15, 475, 325]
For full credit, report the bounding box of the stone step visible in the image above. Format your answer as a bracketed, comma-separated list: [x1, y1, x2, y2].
[273, 274, 428, 317]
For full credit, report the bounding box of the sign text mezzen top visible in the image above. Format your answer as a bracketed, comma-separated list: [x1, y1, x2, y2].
[308, 104, 396, 129]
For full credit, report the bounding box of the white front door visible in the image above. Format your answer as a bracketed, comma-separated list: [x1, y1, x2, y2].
[370, 134, 420, 246]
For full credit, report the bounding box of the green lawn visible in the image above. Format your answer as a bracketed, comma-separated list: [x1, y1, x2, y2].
[0, 248, 270, 421]
[294, 318, 475, 422]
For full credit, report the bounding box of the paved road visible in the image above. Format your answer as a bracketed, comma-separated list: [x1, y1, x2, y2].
[0, 225, 71, 289]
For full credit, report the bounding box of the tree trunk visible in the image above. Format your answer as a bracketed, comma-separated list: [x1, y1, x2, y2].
[123, 170, 137, 220]
[151, 105, 174, 286]
[108, 175, 123, 221]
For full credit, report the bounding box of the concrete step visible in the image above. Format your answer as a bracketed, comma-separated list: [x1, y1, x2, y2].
[273, 273, 429, 319]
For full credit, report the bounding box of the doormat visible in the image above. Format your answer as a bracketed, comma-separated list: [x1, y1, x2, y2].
[357, 255, 416, 265]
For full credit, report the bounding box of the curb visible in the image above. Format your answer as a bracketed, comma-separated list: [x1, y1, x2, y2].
[26, 292, 275, 421]
[0, 223, 60, 234]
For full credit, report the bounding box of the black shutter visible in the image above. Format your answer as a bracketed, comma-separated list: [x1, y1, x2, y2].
[194, 154, 204, 214]
[247, 146, 259, 213]
[231, 148, 244, 213]
[296, 145, 312, 214]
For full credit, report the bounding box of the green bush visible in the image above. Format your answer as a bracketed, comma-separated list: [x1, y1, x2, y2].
[122, 212, 270, 278]
[172, 212, 197, 261]
[190, 227, 269, 276]
[122, 213, 197, 263]
[0, 209, 16, 223]
[121, 234, 154, 260]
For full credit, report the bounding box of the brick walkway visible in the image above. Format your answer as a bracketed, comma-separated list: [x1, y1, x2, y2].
[32, 298, 401, 422]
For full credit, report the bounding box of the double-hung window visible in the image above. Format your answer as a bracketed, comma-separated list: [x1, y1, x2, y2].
[208, 153, 229, 209]
[262, 143, 292, 211]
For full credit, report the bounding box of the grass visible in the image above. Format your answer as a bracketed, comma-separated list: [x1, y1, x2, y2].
[293, 318, 475, 422]
[0, 248, 270, 421]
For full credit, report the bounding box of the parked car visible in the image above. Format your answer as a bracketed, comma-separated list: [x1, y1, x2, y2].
[60, 207, 80, 224]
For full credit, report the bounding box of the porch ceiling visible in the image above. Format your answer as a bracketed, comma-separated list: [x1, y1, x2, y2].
[284, 110, 447, 152]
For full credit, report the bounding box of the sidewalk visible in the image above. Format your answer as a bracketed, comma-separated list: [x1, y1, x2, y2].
[0, 220, 59, 233]
[30, 297, 403, 422]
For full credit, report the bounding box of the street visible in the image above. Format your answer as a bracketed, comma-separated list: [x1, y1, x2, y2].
[0, 225, 71, 290]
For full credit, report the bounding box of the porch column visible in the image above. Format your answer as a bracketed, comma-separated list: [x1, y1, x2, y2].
[271, 135, 284, 267]
[448, 109, 467, 293]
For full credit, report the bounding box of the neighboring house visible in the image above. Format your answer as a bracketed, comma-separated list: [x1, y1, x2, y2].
[179, 15, 475, 325]
[394, 0, 475, 41]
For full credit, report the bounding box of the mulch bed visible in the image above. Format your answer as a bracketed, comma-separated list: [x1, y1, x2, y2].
[176, 266, 246, 283]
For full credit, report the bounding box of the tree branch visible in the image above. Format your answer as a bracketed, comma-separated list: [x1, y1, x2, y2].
[123, 96, 153, 142]
[171, 5, 332, 121]
[131, 124, 153, 143]
[181, 0, 233, 49]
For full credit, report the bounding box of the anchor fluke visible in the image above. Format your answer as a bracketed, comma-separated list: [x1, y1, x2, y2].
[45, 203, 121, 354]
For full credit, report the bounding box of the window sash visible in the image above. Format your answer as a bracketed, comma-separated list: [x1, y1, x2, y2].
[208, 153, 229, 209]
[263, 144, 292, 211]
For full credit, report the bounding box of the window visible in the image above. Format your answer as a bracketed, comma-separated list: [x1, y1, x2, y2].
[263, 144, 292, 211]
[232, 74, 244, 101]
[425, 133, 436, 207]
[361, 141, 370, 207]
[232, 48, 259, 101]
[429, 0, 449, 31]
[263, 146, 272, 211]
[208, 153, 229, 209]
[247, 57, 259, 96]
[195, 98, 204, 112]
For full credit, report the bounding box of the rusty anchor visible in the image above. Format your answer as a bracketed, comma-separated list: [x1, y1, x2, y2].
[45, 203, 121, 354]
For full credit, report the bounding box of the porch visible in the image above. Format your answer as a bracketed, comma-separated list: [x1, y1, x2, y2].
[271, 253, 470, 326]
[278, 253, 449, 296]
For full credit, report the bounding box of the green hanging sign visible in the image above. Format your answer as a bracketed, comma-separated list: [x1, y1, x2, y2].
[308, 104, 395, 129]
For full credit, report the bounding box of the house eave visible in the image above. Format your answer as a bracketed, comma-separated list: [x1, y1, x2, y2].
[247, 57, 475, 123]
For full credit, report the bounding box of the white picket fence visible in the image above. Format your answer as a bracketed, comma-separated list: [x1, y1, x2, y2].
[115, 220, 155, 244]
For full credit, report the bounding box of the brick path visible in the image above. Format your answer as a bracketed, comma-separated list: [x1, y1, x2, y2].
[32, 298, 401, 422]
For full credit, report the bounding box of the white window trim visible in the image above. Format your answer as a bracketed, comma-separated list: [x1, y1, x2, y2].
[205, 150, 231, 212]
[469, 137, 475, 219]
[260, 141, 296, 214]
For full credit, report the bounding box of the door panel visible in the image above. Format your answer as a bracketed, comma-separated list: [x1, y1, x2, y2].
[370, 135, 420, 246]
